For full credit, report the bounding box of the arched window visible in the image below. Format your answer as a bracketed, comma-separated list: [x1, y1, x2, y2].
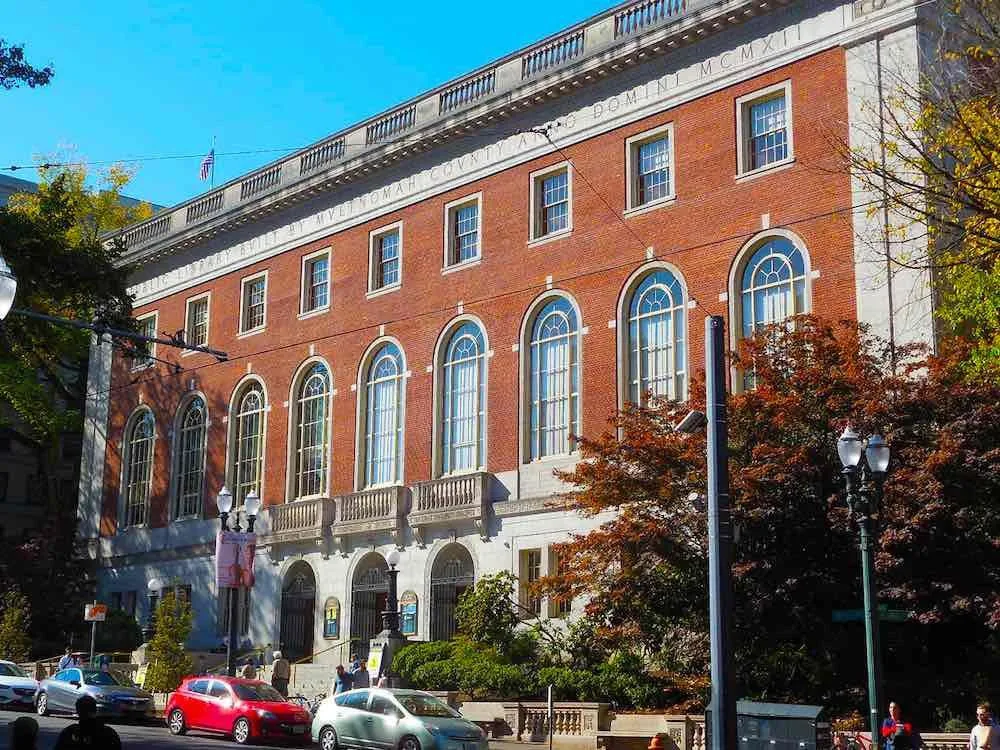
[738, 236, 807, 339]
[123, 410, 155, 528]
[527, 296, 580, 460]
[441, 322, 487, 474]
[430, 544, 475, 641]
[232, 381, 266, 505]
[174, 396, 207, 519]
[626, 268, 686, 404]
[363, 343, 404, 487]
[293, 363, 330, 499]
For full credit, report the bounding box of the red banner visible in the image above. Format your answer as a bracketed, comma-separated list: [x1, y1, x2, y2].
[216, 531, 257, 589]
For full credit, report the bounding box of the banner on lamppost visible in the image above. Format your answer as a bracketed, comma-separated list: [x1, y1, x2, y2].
[216, 531, 257, 589]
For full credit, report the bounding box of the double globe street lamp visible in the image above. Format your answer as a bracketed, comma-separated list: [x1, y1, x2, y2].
[217, 487, 261, 677]
[837, 427, 891, 749]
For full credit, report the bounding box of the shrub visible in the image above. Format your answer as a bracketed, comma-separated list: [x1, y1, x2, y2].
[143, 590, 193, 693]
[394, 640, 455, 684]
[0, 589, 31, 662]
[95, 609, 143, 653]
[943, 717, 969, 733]
[455, 572, 519, 653]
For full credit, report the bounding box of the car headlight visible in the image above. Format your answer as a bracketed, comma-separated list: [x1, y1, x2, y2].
[256, 709, 278, 720]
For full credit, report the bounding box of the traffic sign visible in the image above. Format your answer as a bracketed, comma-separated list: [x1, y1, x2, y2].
[84, 603, 108, 622]
[832, 605, 909, 623]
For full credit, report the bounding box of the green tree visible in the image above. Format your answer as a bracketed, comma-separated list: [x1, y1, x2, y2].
[455, 571, 520, 652]
[95, 609, 143, 654]
[0, 589, 32, 662]
[0, 40, 52, 89]
[143, 590, 193, 693]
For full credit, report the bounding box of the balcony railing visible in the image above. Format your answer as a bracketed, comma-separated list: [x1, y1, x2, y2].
[259, 497, 335, 547]
[614, 0, 687, 38]
[410, 472, 491, 544]
[521, 30, 585, 79]
[331, 485, 407, 547]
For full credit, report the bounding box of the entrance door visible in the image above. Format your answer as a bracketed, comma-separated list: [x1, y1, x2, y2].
[430, 544, 475, 641]
[280, 562, 316, 663]
[350, 554, 389, 659]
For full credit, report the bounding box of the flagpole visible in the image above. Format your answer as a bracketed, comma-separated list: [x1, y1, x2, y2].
[211, 135, 217, 189]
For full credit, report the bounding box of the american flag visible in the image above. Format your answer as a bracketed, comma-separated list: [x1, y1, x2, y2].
[199, 149, 215, 181]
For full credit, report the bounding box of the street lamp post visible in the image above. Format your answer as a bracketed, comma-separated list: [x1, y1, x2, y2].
[381, 549, 402, 635]
[217, 487, 260, 677]
[144, 578, 165, 643]
[837, 427, 891, 749]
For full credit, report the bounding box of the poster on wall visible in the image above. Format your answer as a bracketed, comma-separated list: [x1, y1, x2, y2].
[367, 643, 384, 683]
[400, 591, 418, 636]
[323, 597, 340, 639]
[216, 531, 257, 588]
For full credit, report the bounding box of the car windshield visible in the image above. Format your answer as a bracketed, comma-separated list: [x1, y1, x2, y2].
[399, 695, 459, 718]
[234, 683, 285, 702]
[0, 664, 27, 678]
[83, 671, 122, 686]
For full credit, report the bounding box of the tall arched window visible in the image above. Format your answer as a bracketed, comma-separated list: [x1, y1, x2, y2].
[627, 268, 686, 404]
[232, 381, 266, 505]
[123, 410, 155, 528]
[527, 296, 580, 461]
[293, 363, 330, 499]
[363, 343, 404, 487]
[738, 236, 807, 339]
[174, 396, 207, 519]
[441, 322, 487, 474]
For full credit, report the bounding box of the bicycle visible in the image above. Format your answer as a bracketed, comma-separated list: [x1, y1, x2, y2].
[840, 731, 873, 750]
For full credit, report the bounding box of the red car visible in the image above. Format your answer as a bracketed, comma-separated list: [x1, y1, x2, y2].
[165, 676, 311, 745]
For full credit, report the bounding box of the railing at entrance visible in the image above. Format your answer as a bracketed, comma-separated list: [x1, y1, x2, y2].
[260, 497, 335, 547]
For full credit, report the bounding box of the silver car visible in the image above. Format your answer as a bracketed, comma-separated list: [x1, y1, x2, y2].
[36, 667, 155, 721]
[312, 688, 488, 750]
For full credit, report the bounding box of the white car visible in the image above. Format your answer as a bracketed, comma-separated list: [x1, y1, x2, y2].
[0, 660, 38, 709]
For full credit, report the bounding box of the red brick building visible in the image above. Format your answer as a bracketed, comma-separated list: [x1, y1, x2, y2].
[78, 0, 935, 661]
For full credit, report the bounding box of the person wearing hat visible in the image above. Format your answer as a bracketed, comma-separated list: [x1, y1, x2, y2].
[271, 650, 291, 697]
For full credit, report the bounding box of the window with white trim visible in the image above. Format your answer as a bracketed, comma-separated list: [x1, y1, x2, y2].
[293, 363, 330, 499]
[737, 82, 793, 175]
[122, 410, 155, 528]
[185, 296, 209, 348]
[530, 165, 571, 241]
[549, 550, 572, 617]
[626, 125, 674, 210]
[738, 236, 808, 339]
[441, 322, 487, 475]
[527, 296, 580, 460]
[444, 196, 481, 267]
[240, 274, 267, 333]
[627, 269, 686, 404]
[520, 549, 542, 617]
[369, 226, 401, 292]
[130, 313, 157, 370]
[232, 381, 265, 506]
[363, 343, 404, 487]
[174, 396, 207, 519]
[301, 252, 330, 314]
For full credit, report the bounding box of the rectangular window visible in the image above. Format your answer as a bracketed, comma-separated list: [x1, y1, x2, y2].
[240, 274, 267, 333]
[301, 251, 330, 314]
[130, 313, 157, 369]
[185, 295, 210, 348]
[110, 592, 123, 611]
[736, 81, 793, 175]
[625, 124, 675, 211]
[444, 195, 482, 268]
[368, 224, 402, 294]
[530, 164, 572, 242]
[520, 549, 542, 617]
[549, 551, 572, 618]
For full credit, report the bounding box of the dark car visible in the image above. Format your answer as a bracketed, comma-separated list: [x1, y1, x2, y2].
[166, 676, 312, 745]
[36, 667, 155, 721]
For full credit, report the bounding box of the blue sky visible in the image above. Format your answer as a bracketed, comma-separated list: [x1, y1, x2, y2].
[2, 1, 613, 207]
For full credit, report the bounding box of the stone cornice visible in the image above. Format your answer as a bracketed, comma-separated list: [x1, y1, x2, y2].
[113, 0, 790, 268]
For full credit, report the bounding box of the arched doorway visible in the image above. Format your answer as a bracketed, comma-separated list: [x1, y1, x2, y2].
[350, 553, 388, 658]
[430, 544, 475, 641]
[279, 562, 316, 663]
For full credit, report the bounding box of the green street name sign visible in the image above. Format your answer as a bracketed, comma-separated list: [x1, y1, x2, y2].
[832, 606, 909, 623]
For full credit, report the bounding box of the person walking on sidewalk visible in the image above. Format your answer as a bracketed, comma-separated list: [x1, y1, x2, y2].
[970, 703, 1000, 750]
[882, 701, 923, 750]
[271, 650, 291, 697]
[332, 664, 353, 695]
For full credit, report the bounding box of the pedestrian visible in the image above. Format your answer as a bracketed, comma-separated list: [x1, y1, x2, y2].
[332, 664, 353, 695]
[350, 653, 369, 688]
[271, 650, 291, 697]
[882, 701, 922, 750]
[264, 642, 275, 666]
[98, 654, 111, 673]
[53, 695, 121, 750]
[9, 716, 39, 750]
[57, 647, 73, 671]
[971, 703, 1000, 750]
[241, 659, 257, 680]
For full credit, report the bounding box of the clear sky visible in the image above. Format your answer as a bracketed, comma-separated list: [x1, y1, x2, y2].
[2, 1, 613, 208]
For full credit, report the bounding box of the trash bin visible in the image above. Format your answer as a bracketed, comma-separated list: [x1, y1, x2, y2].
[706, 701, 831, 750]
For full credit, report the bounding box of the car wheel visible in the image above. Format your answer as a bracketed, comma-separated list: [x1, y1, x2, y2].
[36, 693, 49, 717]
[232, 717, 252, 745]
[399, 735, 422, 750]
[320, 726, 339, 750]
[168, 708, 187, 735]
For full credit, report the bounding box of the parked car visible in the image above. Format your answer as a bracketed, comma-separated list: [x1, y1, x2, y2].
[311, 688, 488, 750]
[166, 676, 312, 745]
[0, 660, 38, 710]
[35, 667, 155, 720]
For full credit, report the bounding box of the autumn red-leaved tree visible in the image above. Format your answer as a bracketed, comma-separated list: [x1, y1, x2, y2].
[540, 317, 1000, 723]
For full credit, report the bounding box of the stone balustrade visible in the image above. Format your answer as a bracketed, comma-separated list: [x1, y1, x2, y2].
[504, 702, 610, 746]
[331, 485, 407, 549]
[260, 497, 334, 548]
[410, 472, 491, 544]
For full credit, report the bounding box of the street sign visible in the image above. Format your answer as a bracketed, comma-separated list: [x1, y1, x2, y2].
[84, 603, 108, 622]
[832, 605, 910, 623]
